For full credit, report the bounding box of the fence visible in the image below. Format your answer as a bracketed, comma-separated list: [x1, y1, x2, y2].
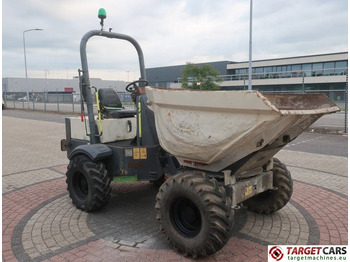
[3, 91, 134, 114]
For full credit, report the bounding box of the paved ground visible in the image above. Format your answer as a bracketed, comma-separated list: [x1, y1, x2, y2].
[2, 111, 348, 261]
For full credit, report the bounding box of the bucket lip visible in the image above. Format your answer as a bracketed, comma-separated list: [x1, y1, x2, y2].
[277, 106, 341, 115]
[258, 92, 341, 115]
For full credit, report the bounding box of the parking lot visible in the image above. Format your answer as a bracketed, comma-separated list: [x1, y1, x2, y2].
[2, 109, 348, 261]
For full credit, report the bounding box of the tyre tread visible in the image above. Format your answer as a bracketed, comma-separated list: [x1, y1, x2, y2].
[155, 172, 234, 258]
[243, 158, 293, 214]
[66, 155, 111, 212]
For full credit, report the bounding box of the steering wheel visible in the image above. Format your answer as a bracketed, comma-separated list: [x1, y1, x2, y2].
[125, 80, 149, 92]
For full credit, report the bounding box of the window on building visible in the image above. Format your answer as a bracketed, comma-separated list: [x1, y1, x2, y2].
[335, 61, 347, 75]
[302, 64, 312, 77]
[254, 67, 263, 73]
[227, 69, 235, 75]
[253, 67, 263, 79]
[335, 61, 347, 68]
[291, 64, 302, 77]
[324, 62, 335, 75]
[274, 66, 282, 78]
[312, 63, 323, 76]
[264, 67, 273, 72]
[264, 67, 273, 78]
[236, 68, 248, 80]
[291, 64, 301, 70]
[281, 65, 291, 78]
[237, 69, 245, 74]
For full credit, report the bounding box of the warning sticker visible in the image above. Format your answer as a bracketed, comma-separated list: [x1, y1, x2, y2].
[132, 148, 147, 160]
[244, 185, 253, 196]
[140, 148, 147, 159]
[133, 148, 140, 159]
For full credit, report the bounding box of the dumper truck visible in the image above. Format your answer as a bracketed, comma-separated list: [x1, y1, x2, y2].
[61, 9, 340, 258]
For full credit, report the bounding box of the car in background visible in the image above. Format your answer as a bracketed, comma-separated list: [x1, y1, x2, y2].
[18, 96, 28, 101]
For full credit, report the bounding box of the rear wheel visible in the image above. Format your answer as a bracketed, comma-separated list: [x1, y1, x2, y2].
[155, 172, 234, 258]
[66, 155, 111, 212]
[243, 158, 293, 214]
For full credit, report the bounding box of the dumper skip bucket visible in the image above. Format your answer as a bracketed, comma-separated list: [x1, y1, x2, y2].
[146, 87, 340, 172]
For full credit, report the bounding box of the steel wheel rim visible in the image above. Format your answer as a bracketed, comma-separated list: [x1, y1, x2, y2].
[170, 197, 202, 238]
[73, 172, 88, 200]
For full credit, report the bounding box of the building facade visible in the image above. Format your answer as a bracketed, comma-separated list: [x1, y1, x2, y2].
[223, 52, 347, 92]
[147, 52, 348, 106]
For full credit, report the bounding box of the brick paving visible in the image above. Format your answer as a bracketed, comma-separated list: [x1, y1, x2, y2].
[240, 202, 310, 245]
[2, 114, 348, 261]
[3, 168, 64, 194]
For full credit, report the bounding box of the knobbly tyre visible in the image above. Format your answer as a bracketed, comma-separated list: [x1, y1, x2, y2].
[61, 9, 340, 258]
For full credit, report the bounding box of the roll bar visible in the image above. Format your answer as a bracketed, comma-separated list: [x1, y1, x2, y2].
[79, 30, 147, 144]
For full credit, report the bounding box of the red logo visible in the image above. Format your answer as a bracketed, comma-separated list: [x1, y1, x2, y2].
[269, 246, 284, 261]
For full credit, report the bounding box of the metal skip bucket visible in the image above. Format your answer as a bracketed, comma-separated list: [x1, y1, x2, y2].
[146, 87, 340, 172]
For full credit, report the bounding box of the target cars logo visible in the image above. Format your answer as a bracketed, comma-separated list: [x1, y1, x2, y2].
[269, 246, 284, 261]
[268, 245, 348, 262]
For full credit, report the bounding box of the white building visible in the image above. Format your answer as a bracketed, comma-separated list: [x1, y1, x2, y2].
[222, 52, 348, 93]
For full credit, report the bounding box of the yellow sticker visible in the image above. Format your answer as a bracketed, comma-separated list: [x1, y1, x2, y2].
[140, 148, 147, 159]
[245, 185, 253, 196]
[133, 148, 140, 159]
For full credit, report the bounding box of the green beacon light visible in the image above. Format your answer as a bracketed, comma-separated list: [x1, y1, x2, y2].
[98, 8, 107, 29]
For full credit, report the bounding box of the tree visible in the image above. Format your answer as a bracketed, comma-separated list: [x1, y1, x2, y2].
[181, 63, 222, 90]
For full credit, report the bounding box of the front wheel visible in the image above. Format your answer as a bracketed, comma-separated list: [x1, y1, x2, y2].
[155, 172, 234, 258]
[243, 158, 293, 214]
[66, 155, 111, 212]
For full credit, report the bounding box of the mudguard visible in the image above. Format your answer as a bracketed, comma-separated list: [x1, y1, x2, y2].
[68, 144, 112, 161]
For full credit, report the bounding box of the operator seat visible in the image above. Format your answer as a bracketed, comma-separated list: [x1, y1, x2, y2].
[98, 88, 136, 118]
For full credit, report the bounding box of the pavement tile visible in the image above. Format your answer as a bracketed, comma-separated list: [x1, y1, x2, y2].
[2, 115, 348, 261]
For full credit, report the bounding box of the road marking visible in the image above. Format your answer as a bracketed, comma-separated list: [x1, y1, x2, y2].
[286, 135, 325, 148]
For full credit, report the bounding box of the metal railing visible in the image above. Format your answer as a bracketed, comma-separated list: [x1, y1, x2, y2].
[177, 68, 348, 82]
[221, 67, 348, 81]
[3, 91, 133, 114]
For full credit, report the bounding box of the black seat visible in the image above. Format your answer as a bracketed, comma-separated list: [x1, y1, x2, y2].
[98, 88, 136, 118]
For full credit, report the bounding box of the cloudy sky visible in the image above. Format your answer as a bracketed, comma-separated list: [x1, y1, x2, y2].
[2, 0, 348, 81]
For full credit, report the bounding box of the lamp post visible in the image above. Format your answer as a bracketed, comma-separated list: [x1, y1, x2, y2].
[248, 0, 253, 90]
[23, 28, 43, 109]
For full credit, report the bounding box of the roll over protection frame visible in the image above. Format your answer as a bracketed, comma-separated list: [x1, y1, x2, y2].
[79, 30, 147, 144]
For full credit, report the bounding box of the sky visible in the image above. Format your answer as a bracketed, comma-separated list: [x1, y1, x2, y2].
[2, 0, 348, 81]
